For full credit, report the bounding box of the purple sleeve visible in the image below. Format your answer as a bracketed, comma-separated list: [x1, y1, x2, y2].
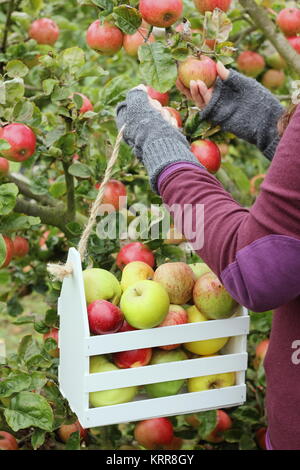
[158, 105, 300, 312]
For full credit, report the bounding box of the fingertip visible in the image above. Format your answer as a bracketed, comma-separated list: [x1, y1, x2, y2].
[217, 61, 230, 80]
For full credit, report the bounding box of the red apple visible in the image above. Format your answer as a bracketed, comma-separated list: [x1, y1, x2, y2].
[164, 107, 182, 127]
[276, 8, 300, 37]
[113, 347, 152, 368]
[86, 20, 123, 55]
[191, 139, 221, 173]
[71, 93, 93, 114]
[0, 123, 36, 162]
[194, 0, 232, 14]
[204, 409, 232, 443]
[178, 56, 217, 89]
[1, 236, 14, 268]
[95, 179, 127, 212]
[13, 236, 29, 258]
[255, 427, 267, 450]
[288, 36, 300, 54]
[154, 262, 195, 304]
[253, 338, 270, 369]
[73, 154, 80, 161]
[146, 86, 170, 106]
[159, 305, 187, 350]
[162, 436, 183, 450]
[43, 327, 59, 358]
[123, 28, 155, 56]
[87, 300, 124, 335]
[58, 420, 88, 443]
[262, 69, 285, 90]
[0, 157, 9, 175]
[237, 51, 265, 78]
[116, 242, 155, 270]
[134, 417, 174, 449]
[119, 320, 137, 332]
[0, 431, 18, 450]
[139, 0, 183, 28]
[28, 18, 59, 45]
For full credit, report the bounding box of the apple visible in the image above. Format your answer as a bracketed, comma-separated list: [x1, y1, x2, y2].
[43, 327, 59, 358]
[276, 8, 300, 37]
[253, 338, 269, 369]
[184, 306, 229, 355]
[95, 179, 127, 212]
[0, 235, 14, 268]
[189, 262, 211, 280]
[13, 236, 29, 258]
[164, 225, 185, 245]
[28, 18, 59, 45]
[262, 69, 285, 90]
[255, 427, 267, 450]
[193, 272, 238, 320]
[178, 56, 217, 89]
[87, 300, 124, 335]
[146, 86, 169, 106]
[121, 261, 154, 292]
[134, 417, 174, 449]
[139, 0, 183, 28]
[204, 409, 232, 443]
[89, 356, 137, 407]
[123, 28, 155, 56]
[71, 93, 93, 114]
[162, 436, 182, 450]
[119, 320, 137, 332]
[153, 262, 195, 304]
[287, 36, 300, 54]
[193, 0, 232, 14]
[158, 305, 187, 350]
[73, 153, 80, 161]
[0, 431, 18, 450]
[237, 51, 265, 77]
[164, 107, 182, 127]
[266, 53, 286, 70]
[58, 420, 88, 443]
[191, 140, 221, 173]
[0, 123, 36, 162]
[83, 268, 122, 305]
[0, 157, 9, 175]
[86, 20, 123, 55]
[145, 349, 187, 398]
[116, 242, 155, 270]
[120, 280, 170, 329]
[113, 347, 152, 368]
[188, 370, 235, 392]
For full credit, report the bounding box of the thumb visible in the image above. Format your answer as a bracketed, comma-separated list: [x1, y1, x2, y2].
[217, 61, 230, 81]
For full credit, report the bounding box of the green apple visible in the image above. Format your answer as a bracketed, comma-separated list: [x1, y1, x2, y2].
[89, 355, 137, 407]
[120, 280, 170, 329]
[121, 261, 154, 292]
[188, 371, 235, 393]
[83, 268, 121, 305]
[184, 306, 229, 355]
[145, 349, 187, 398]
[189, 262, 211, 280]
[193, 272, 238, 320]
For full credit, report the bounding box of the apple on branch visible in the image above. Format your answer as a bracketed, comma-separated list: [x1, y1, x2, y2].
[134, 417, 174, 450]
[139, 0, 183, 28]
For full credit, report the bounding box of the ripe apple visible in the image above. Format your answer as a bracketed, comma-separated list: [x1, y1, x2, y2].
[83, 268, 122, 305]
[193, 0, 232, 14]
[255, 427, 267, 450]
[158, 305, 187, 350]
[262, 69, 285, 90]
[0, 123, 36, 162]
[162, 436, 182, 450]
[188, 370, 235, 392]
[134, 417, 174, 449]
[253, 338, 269, 369]
[204, 409, 232, 443]
[145, 349, 187, 398]
[139, 0, 183, 28]
[71, 93, 93, 114]
[120, 280, 170, 329]
[87, 300, 124, 335]
[43, 327, 59, 358]
[113, 347, 152, 368]
[0, 157, 9, 175]
[95, 179, 127, 212]
[86, 20, 123, 55]
[153, 262, 195, 304]
[58, 420, 88, 443]
[119, 320, 137, 332]
[193, 272, 238, 320]
[13, 236, 29, 258]
[191, 140, 221, 173]
[237, 51, 265, 77]
[28, 18, 59, 45]
[178, 55, 217, 89]
[0, 431, 18, 450]
[146, 86, 169, 106]
[266, 53, 286, 70]
[116, 242, 155, 269]
[0, 235, 14, 268]
[287, 36, 300, 54]
[184, 306, 228, 355]
[123, 28, 155, 56]
[189, 262, 211, 280]
[164, 107, 182, 127]
[121, 261, 154, 292]
[89, 356, 137, 407]
[276, 8, 300, 37]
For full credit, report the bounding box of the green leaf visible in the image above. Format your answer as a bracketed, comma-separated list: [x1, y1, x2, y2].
[171, 47, 190, 61]
[222, 161, 250, 193]
[239, 433, 257, 450]
[196, 410, 218, 439]
[0, 214, 40, 233]
[60, 47, 85, 72]
[0, 183, 18, 215]
[49, 181, 67, 198]
[0, 372, 32, 398]
[6, 60, 29, 78]
[138, 42, 177, 93]
[13, 100, 34, 121]
[113, 5, 142, 34]
[232, 405, 261, 425]
[31, 429, 46, 450]
[7, 296, 23, 317]
[4, 78, 25, 104]
[68, 162, 92, 179]
[0, 234, 6, 268]
[65, 431, 81, 450]
[57, 133, 76, 156]
[51, 85, 72, 102]
[4, 391, 54, 432]
[91, 0, 113, 15]
[42, 79, 58, 96]
[203, 9, 232, 44]
[12, 315, 36, 325]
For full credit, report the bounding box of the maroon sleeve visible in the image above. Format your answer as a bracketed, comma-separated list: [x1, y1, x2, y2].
[158, 105, 300, 311]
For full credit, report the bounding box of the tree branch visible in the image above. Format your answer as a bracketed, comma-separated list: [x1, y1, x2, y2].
[8, 174, 58, 207]
[62, 161, 76, 221]
[1, 0, 15, 53]
[239, 0, 300, 75]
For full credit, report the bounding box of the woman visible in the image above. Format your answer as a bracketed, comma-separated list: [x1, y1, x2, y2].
[116, 63, 300, 450]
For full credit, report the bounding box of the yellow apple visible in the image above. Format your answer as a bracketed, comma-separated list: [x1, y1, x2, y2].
[121, 261, 154, 292]
[83, 268, 121, 305]
[188, 371, 235, 392]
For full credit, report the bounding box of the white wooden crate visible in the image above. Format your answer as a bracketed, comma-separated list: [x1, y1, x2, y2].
[58, 248, 250, 429]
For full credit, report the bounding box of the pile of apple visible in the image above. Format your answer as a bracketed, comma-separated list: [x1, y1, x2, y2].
[83, 241, 238, 408]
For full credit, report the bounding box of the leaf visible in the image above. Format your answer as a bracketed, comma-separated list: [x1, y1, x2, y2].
[31, 429, 46, 450]
[42, 79, 58, 96]
[13, 100, 34, 121]
[0, 372, 32, 398]
[138, 42, 177, 93]
[195, 410, 218, 439]
[91, 0, 113, 15]
[57, 133, 77, 156]
[171, 46, 190, 61]
[49, 181, 67, 198]
[4, 78, 25, 104]
[68, 162, 92, 179]
[65, 431, 81, 450]
[0, 234, 6, 268]
[239, 433, 257, 450]
[6, 296, 23, 317]
[60, 47, 85, 72]
[203, 9, 232, 44]
[113, 5, 142, 34]
[6, 60, 29, 78]
[0, 214, 40, 233]
[222, 160, 250, 193]
[0, 183, 19, 215]
[232, 405, 261, 425]
[4, 391, 54, 432]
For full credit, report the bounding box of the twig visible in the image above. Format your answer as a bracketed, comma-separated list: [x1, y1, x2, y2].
[1, 0, 15, 53]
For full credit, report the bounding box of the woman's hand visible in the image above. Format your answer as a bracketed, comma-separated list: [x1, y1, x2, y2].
[176, 61, 229, 110]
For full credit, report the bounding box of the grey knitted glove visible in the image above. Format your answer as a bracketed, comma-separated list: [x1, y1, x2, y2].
[200, 70, 284, 160]
[116, 88, 203, 191]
